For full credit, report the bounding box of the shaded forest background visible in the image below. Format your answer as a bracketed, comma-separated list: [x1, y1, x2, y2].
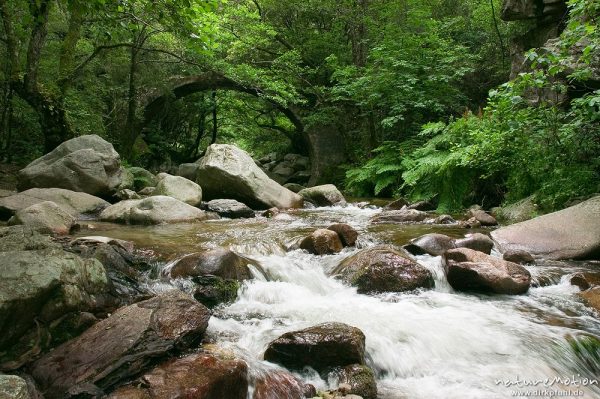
[0, 0, 598, 212]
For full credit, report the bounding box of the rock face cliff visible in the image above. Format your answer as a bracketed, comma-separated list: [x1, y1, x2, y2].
[501, 0, 569, 79]
[501, 0, 599, 103]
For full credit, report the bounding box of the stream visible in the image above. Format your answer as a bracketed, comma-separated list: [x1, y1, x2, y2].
[75, 204, 600, 399]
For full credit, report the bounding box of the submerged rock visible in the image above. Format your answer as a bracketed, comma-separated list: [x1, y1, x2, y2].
[18, 135, 122, 197]
[264, 322, 365, 373]
[31, 291, 211, 398]
[443, 248, 531, 294]
[8, 201, 75, 235]
[331, 246, 434, 294]
[0, 188, 109, 220]
[371, 209, 428, 224]
[491, 195, 600, 260]
[108, 351, 248, 399]
[196, 144, 303, 209]
[300, 229, 344, 255]
[298, 184, 346, 207]
[100, 196, 210, 224]
[153, 173, 203, 206]
[204, 199, 255, 218]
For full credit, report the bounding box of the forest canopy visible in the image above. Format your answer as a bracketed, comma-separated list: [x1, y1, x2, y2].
[0, 0, 598, 212]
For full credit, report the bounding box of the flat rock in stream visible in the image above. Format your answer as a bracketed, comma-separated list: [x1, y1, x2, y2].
[31, 291, 211, 398]
[331, 246, 434, 294]
[264, 322, 365, 373]
[370, 209, 429, 224]
[0, 188, 109, 220]
[108, 352, 248, 399]
[443, 248, 531, 294]
[99, 196, 210, 224]
[491, 195, 600, 260]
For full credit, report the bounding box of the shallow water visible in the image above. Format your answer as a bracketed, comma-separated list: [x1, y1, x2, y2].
[75, 204, 600, 399]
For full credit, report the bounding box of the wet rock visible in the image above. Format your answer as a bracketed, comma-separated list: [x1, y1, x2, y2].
[253, 370, 316, 399]
[204, 199, 255, 219]
[283, 183, 306, 193]
[176, 163, 201, 182]
[18, 135, 122, 197]
[31, 291, 211, 398]
[0, 188, 109, 220]
[0, 249, 109, 369]
[8, 201, 75, 235]
[571, 272, 600, 291]
[331, 246, 434, 294]
[264, 322, 365, 373]
[370, 209, 428, 224]
[329, 364, 377, 399]
[502, 249, 535, 264]
[467, 209, 497, 226]
[261, 207, 279, 218]
[166, 248, 256, 281]
[384, 198, 409, 210]
[0, 226, 59, 252]
[100, 196, 210, 224]
[491, 195, 600, 260]
[153, 173, 203, 206]
[298, 185, 346, 207]
[404, 233, 455, 256]
[300, 229, 344, 255]
[197, 144, 303, 209]
[454, 233, 494, 255]
[407, 200, 435, 211]
[580, 287, 600, 314]
[433, 214, 456, 224]
[443, 248, 531, 295]
[0, 375, 30, 399]
[327, 223, 358, 247]
[108, 351, 248, 399]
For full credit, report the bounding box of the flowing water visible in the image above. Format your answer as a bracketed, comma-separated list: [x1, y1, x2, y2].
[76, 205, 600, 399]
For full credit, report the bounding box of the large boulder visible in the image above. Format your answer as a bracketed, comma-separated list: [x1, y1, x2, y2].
[0, 375, 30, 399]
[17, 135, 122, 197]
[0, 188, 109, 220]
[153, 173, 202, 206]
[300, 229, 344, 255]
[99, 196, 210, 225]
[108, 352, 248, 399]
[298, 184, 346, 207]
[0, 249, 109, 368]
[370, 209, 428, 224]
[0, 225, 59, 252]
[263, 322, 365, 373]
[491, 196, 600, 260]
[176, 163, 201, 182]
[331, 246, 434, 294]
[443, 248, 531, 294]
[203, 199, 255, 219]
[196, 144, 303, 209]
[8, 201, 75, 235]
[31, 291, 211, 398]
